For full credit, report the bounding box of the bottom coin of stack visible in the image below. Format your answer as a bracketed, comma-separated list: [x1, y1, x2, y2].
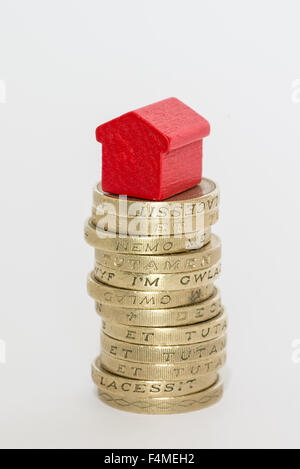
[92, 358, 224, 414]
[91, 303, 227, 414]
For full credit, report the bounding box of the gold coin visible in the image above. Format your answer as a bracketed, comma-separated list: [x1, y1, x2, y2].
[94, 234, 221, 274]
[102, 310, 227, 346]
[88, 272, 214, 309]
[100, 350, 226, 380]
[94, 261, 221, 291]
[95, 287, 222, 326]
[85, 219, 211, 254]
[100, 332, 227, 363]
[97, 377, 223, 414]
[91, 206, 219, 236]
[93, 178, 219, 217]
[92, 358, 218, 397]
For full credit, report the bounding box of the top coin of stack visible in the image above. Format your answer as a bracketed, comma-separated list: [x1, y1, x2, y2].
[85, 177, 227, 414]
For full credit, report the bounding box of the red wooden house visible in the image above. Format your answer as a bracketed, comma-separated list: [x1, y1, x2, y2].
[96, 97, 210, 201]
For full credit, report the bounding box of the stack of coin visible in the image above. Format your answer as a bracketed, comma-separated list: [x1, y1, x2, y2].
[85, 178, 227, 414]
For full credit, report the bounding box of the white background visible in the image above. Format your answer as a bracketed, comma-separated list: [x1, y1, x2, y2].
[0, 0, 300, 449]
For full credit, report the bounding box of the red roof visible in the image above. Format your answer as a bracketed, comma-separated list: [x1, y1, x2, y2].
[96, 97, 210, 150]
